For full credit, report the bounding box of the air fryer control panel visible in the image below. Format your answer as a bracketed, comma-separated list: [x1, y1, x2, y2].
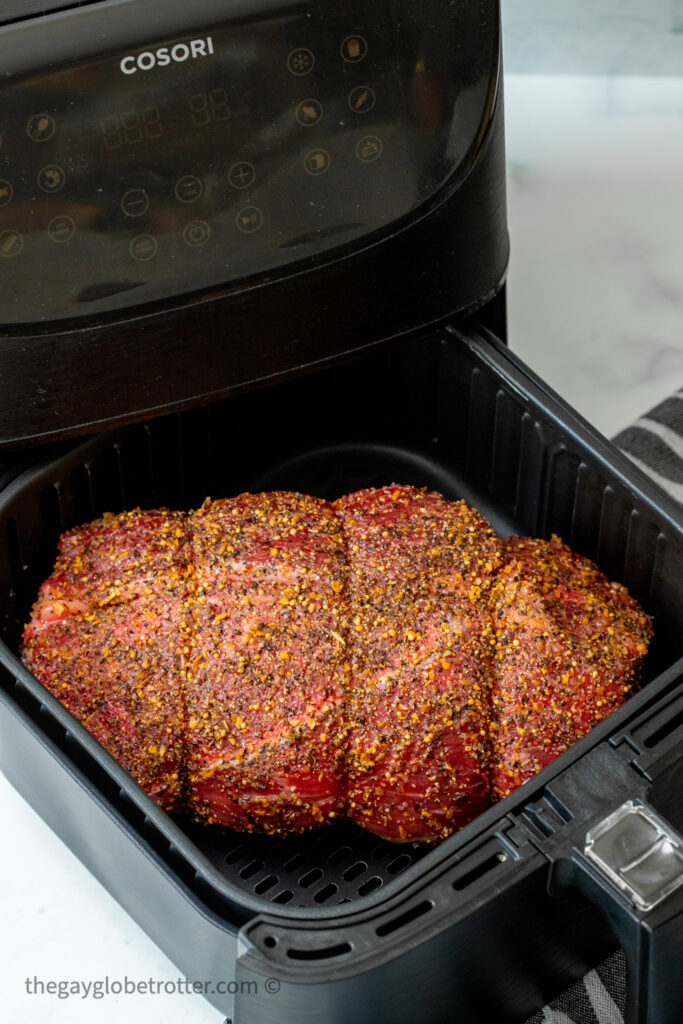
[0, 0, 499, 325]
[0, 0, 507, 448]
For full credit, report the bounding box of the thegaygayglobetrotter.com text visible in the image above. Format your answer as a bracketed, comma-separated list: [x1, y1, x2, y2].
[24, 975, 280, 1000]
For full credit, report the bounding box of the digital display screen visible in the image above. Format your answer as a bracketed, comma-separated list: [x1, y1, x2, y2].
[0, 4, 475, 324]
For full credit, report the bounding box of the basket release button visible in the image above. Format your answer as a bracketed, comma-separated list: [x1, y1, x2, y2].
[585, 800, 683, 911]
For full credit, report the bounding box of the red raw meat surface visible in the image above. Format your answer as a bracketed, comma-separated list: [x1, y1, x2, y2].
[185, 492, 348, 833]
[21, 490, 653, 842]
[334, 486, 498, 840]
[489, 535, 653, 799]
[22, 509, 189, 810]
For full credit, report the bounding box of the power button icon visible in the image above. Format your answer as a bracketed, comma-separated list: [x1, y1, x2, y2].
[183, 220, 211, 247]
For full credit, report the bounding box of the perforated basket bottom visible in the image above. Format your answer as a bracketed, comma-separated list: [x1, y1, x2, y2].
[182, 818, 434, 908]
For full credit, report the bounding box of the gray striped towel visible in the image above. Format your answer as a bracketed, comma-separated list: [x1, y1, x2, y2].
[523, 389, 683, 1024]
[525, 950, 626, 1024]
[612, 388, 683, 505]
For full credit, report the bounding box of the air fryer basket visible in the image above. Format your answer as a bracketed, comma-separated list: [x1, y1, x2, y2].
[0, 324, 682, 1024]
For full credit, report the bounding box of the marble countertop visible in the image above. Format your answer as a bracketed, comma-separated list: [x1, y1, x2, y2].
[506, 74, 683, 440]
[2, 72, 683, 1024]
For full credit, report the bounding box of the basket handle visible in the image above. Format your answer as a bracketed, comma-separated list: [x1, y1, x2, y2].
[548, 795, 683, 1024]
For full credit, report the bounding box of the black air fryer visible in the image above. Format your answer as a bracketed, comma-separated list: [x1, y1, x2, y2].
[0, 2, 682, 1023]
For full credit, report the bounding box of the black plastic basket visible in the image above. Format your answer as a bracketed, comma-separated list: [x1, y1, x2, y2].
[1, 325, 682, 1023]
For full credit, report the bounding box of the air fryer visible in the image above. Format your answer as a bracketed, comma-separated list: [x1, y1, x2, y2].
[0, 3, 682, 1024]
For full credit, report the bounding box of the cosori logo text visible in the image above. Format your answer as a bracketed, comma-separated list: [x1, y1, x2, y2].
[120, 36, 214, 74]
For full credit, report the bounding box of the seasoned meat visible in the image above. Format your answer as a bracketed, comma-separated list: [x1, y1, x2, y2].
[185, 493, 349, 834]
[22, 510, 189, 810]
[21, 490, 654, 843]
[334, 486, 498, 841]
[489, 535, 654, 799]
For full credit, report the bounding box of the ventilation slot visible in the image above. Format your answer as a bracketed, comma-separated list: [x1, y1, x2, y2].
[254, 875, 278, 895]
[272, 890, 294, 905]
[342, 861, 366, 882]
[386, 854, 412, 875]
[327, 845, 352, 867]
[223, 845, 245, 865]
[376, 899, 434, 938]
[299, 868, 324, 889]
[452, 852, 506, 892]
[239, 860, 264, 880]
[287, 942, 352, 962]
[314, 883, 339, 904]
[357, 876, 382, 896]
[283, 853, 307, 873]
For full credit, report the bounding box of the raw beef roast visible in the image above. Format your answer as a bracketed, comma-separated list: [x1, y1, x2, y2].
[489, 535, 652, 799]
[22, 509, 189, 811]
[334, 487, 496, 841]
[21, 486, 653, 842]
[186, 493, 348, 833]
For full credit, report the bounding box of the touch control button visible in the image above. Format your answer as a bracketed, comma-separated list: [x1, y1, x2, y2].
[229, 162, 255, 190]
[236, 206, 263, 233]
[48, 215, 76, 243]
[340, 35, 367, 63]
[356, 135, 383, 163]
[0, 230, 23, 257]
[348, 86, 375, 114]
[0, 180, 13, 207]
[287, 47, 315, 76]
[175, 175, 203, 203]
[27, 113, 56, 142]
[37, 165, 66, 193]
[304, 149, 331, 176]
[129, 234, 157, 261]
[183, 220, 211, 247]
[296, 99, 323, 126]
[122, 189, 150, 217]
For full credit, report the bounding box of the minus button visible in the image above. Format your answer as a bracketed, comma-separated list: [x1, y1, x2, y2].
[121, 189, 150, 217]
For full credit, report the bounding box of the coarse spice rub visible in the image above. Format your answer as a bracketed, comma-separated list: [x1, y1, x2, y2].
[21, 487, 654, 843]
[334, 486, 497, 841]
[186, 492, 349, 833]
[489, 534, 654, 799]
[22, 509, 191, 811]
